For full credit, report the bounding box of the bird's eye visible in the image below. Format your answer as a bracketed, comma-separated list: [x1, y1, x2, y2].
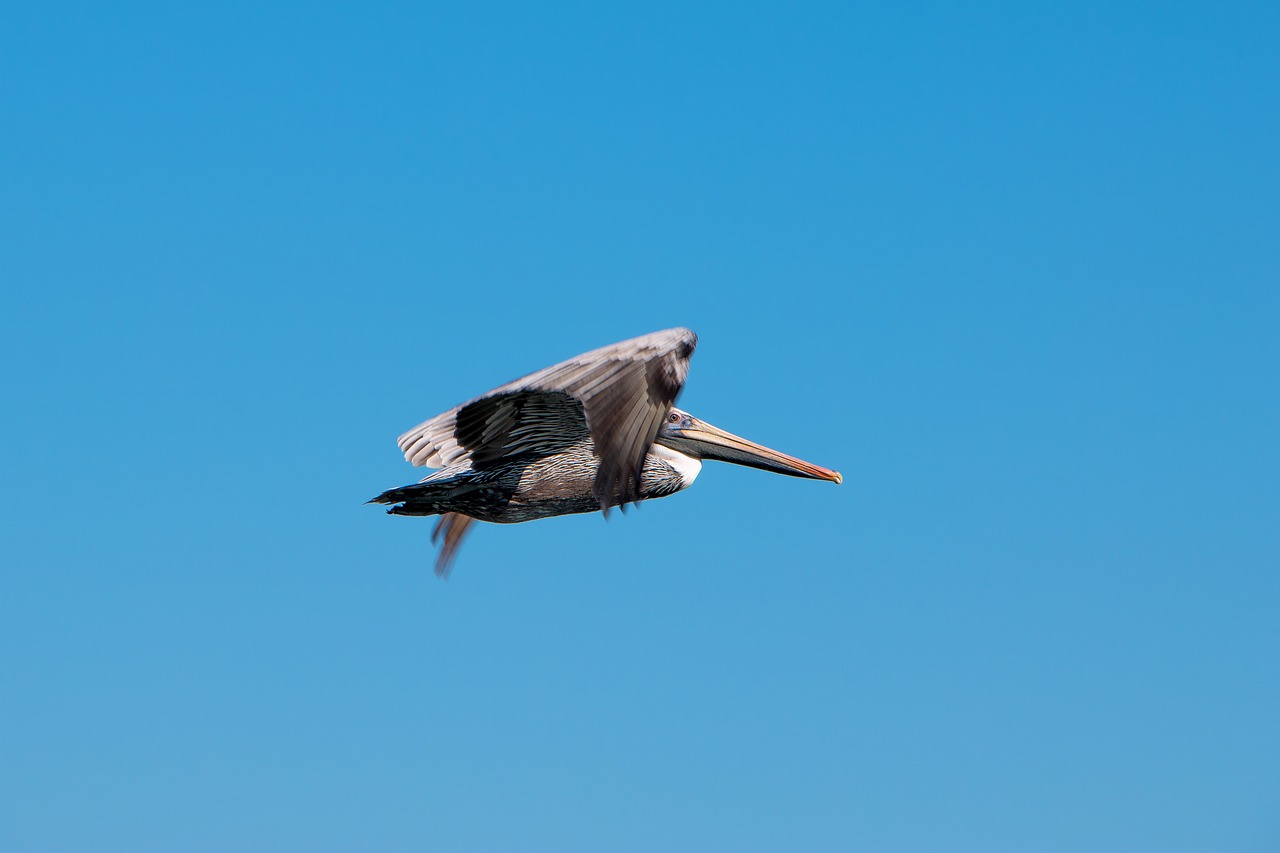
[668, 412, 681, 423]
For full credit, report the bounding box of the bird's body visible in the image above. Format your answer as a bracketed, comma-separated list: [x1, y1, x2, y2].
[374, 438, 698, 524]
[372, 327, 840, 574]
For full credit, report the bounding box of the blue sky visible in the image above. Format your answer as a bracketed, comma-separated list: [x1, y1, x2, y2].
[2, 1, 1278, 850]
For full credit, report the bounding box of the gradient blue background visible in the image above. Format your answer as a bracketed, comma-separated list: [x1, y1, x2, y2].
[3, 2, 1278, 850]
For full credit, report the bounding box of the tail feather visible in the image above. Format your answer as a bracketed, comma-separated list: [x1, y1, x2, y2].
[369, 472, 481, 516]
[371, 472, 484, 576]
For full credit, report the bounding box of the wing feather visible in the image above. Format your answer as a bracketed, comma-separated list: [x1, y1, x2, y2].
[396, 327, 697, 510]
[431, 512, 476, 578]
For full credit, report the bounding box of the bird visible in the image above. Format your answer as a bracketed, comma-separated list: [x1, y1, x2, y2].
[371, 327, 842, 575]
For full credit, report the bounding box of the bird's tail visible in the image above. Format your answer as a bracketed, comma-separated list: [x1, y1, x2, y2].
[370, 477, 483, 577]
[368, 472, 481, 517]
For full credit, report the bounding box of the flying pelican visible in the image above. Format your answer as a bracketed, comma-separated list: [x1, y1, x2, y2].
[371, 327, 842, 575]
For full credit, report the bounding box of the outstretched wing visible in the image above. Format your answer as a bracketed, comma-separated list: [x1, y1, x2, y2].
[397, 327, 698, 512]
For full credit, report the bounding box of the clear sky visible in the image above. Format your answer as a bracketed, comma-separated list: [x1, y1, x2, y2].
[2, 1, 1278, 850]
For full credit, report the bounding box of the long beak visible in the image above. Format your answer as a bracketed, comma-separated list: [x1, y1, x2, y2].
[659, 417, 843, 484]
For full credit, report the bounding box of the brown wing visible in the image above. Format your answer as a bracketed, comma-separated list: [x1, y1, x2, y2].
[431, 512, 475, 578]
[396, 327, 698, 513]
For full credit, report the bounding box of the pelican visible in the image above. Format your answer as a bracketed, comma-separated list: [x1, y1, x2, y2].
[371, 327, 842, 574]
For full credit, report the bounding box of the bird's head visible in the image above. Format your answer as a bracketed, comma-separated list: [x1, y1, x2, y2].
[655, 408, 842, 483]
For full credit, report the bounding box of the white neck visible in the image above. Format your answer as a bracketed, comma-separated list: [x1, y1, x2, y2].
[650, 443, 702, 489]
